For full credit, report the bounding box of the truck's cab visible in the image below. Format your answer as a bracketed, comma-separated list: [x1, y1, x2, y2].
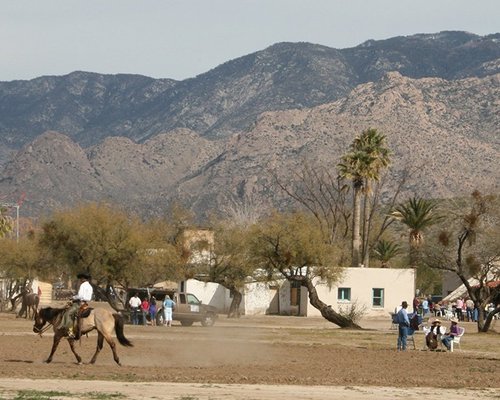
[160, 292, 217, 327]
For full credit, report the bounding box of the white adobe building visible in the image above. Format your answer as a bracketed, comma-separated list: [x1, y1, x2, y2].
[181, 267, 415, 318]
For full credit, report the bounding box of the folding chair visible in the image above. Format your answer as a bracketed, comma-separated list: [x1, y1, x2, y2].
[450, 327, 465, 352]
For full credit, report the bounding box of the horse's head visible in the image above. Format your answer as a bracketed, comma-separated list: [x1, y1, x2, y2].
[33, 308, 47, 333]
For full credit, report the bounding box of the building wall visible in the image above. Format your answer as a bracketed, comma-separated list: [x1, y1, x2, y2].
[33, 280, 52, 305]
[182, 267, 415, 318]
[241, 282, 280, 315]
[301, 268, 415, 318]
[183, 279, 230, 312]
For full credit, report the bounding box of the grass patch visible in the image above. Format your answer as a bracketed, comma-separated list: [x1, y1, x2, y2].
[14, 390, 72, 399]
[87, 392, 126, 399]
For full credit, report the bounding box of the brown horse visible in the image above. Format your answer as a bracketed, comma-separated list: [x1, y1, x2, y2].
[19, 292, 39, 319]
[11, 288, 39, 319]
[33, 306, 133, 365]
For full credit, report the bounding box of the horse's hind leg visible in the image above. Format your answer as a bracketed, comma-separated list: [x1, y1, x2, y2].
[68, 338, 82, 364]
[90, 332, 104, 364]
[103, 333, 121, 366]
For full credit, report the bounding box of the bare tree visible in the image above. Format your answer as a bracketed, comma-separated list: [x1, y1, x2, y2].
[424, 191, 500, 332]
[275, 161, 351, 245]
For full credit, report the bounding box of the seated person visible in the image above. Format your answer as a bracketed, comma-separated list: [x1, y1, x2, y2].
[426, 318, 444, 350]
[442, 317, 460, 351]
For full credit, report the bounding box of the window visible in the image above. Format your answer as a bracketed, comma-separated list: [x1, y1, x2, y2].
[338, 287, 351, 301]
[372, 288, 384, 307]
[186, 293, 200, 305]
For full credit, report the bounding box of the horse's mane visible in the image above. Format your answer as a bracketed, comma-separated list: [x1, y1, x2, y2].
[40, 306, 66, 322]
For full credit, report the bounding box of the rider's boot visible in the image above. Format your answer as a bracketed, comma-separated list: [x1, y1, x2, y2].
[67, 327, 76, 339]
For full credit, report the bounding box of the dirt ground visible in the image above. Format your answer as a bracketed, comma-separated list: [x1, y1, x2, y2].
[0, 303, 499, 399]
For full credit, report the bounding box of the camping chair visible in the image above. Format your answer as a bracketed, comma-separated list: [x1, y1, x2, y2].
[450, 327, 465, 352]
[390, 312, 398, 330]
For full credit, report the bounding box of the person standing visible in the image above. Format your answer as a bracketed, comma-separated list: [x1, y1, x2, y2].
[129, 293, 141, 325]
[421, 297, 429, 316]
[412, 296, 420, 314]
[396, 301, 410, 351]
[149, 296, 157, 326]
[465, 298, 474, 322]
[59, 272, 93, 338]
[141, 297, 150, 326]
[455, 298, 464, 321]
[163, 295, 176, 327]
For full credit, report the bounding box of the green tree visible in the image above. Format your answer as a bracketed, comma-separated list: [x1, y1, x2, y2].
[250, 211, 359, 328]
[372, 239, 401, 268]
[425, 191, 500, 332]
[200, 222, 256, 318]
[0, 233, 51, 310]
[391, 197, 442, 266]
[38, 202, 182, 310]
[338, 128, 391, 268]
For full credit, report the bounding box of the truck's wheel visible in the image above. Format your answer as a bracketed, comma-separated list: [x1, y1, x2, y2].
[201, 313, 216, 327]
[156, 313, 164, 325]
[180, 320, 194, 326]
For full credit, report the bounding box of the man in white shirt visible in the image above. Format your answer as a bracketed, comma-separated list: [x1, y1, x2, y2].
[128, 293, 142, 325]
[59, 273, 93, 338]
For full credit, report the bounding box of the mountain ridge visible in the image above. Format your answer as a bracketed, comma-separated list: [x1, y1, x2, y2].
[1, 30, 498, 159]
[1, 70, 498, 220]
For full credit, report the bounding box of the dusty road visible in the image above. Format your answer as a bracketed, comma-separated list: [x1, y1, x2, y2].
[0, 379, 499, 400]
[0, 308, 498, 399]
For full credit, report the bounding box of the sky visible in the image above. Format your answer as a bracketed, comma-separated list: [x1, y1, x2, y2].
[1, 0, 499, 82]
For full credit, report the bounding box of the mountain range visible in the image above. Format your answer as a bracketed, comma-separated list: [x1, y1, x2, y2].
[0, 31, 498, 220]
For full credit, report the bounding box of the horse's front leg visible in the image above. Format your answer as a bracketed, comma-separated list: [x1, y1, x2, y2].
[45, 333, 63, 363]
[68, 338, 83, 364]
[89, 332, 104, 364]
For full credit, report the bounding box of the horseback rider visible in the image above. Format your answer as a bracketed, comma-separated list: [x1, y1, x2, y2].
[58, 272, 93, 338]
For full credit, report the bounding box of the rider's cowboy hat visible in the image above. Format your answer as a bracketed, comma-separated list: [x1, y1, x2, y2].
[450, 317, 459, 323]
[77, 272, 91, 280]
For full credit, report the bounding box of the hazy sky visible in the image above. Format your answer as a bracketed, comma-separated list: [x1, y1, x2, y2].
[2, 0, 499, 82]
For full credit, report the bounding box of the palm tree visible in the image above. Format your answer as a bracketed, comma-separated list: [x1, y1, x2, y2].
[391, 197, 442, 265]
[338, 151, 372, 268]
[338, 128, 391, 268]
[373, 239, 402, 268]
[354, 129, 391, 267]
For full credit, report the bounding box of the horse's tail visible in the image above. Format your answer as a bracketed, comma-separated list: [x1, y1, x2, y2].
[113, 313, 133, 347]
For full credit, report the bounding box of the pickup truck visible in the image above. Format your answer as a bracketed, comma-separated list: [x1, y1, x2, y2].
[125, 289, 217, 327]
[157, 292, 218, 327]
